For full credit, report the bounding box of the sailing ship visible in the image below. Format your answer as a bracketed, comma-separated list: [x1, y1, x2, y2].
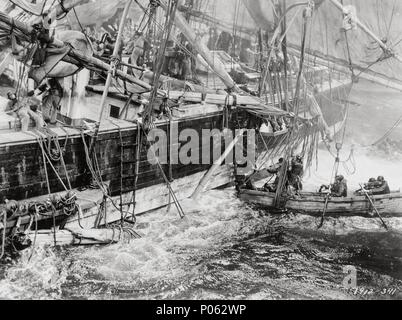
[0, 0, 378, 253]
[238, 0, 402, 226]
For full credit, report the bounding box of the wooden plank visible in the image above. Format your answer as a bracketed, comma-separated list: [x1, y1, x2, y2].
[239, 189, 402, 216]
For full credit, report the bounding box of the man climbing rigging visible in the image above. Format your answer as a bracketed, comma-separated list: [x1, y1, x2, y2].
[125, 31, 146, 71]
[30, 20, 54, 68]
[36, 78, 63, 125]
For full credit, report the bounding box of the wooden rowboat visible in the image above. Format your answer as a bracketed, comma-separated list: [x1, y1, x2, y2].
[238, 189, 402, 217]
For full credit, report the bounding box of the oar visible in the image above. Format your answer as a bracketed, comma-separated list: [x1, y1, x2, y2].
[359, 183, 388, 230]
[318, 192, 331, 229]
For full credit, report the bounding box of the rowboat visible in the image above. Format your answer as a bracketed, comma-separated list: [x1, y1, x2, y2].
[238, 189, 402, 217]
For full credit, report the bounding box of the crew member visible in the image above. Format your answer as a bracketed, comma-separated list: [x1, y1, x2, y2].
[287, 155, 304, 192]
[207, 27, 218, 50]
[366, 177, 377, 190]
[370, 176, 390, 195]
[6, 92, 45, 131]
[36, 78, 63, 125]
[330, 175, 348, 197]
[181, 39, 194, 80]
[235, 174, 256, 192]
[170, 34, 196, 81]
[263, 158, 284, 192]
[31, 21, 53, 68]
[216, 31, 233, 53]
[6, 92, 18, 111]
[126, 31, 146, 70]
[355, 177, 376, 194]
[318, 184, 330, 194]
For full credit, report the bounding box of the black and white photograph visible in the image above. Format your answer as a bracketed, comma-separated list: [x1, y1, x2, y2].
[0, 0, 401, 305]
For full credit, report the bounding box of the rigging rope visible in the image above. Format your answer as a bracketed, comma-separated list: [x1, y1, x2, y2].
[137, 122, 185, 219]
[27, 204, 38, 261]
[80, 130, 142, 237]
[71, 6, 95, 53]
[0, 209, 6, 260]
[36, 131, 56, 245]
[144, 0, 179, 128]
[362, 114, 402, 147]
[274, 2, 313, 206]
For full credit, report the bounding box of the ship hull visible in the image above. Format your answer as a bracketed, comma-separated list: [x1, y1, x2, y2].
[0, 80, 352, 241]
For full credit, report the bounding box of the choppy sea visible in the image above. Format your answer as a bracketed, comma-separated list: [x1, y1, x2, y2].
[1, 80, 402, 300]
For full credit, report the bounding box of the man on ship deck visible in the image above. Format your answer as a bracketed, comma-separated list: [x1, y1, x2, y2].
[36, 78, 63, 125]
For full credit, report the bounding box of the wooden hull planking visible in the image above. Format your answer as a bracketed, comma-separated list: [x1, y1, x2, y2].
[239, 189, 402, 217]
[0, 77, 353, 239]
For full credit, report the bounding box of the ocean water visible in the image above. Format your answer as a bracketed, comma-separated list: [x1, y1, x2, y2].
[1, 80, 402, 300]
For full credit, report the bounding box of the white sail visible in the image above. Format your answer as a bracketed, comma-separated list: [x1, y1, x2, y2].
[241, 0, 402, 84]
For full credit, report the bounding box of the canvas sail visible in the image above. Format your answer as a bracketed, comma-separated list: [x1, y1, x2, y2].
[241, 0, 402, 84]
[3, 0, 402, 83]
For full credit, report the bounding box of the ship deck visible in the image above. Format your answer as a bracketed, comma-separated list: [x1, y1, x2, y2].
[0, 115, 135, 146]
[0, 73, 351, 147]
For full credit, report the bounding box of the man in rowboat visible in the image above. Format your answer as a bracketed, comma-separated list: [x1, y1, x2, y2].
[330, 175, 348, 197]
[354, 177, 376, 195]
[354, 177, 390, 195]
[366, 178, 377, 190]
[263, 158, 284, 192]
[287, 155, 304, 192]
[370, 176, 391, 195]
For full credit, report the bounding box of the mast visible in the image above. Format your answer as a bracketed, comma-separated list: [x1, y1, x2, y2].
[157, 0, 240, 92]
[328, 0, 402, 63]
[89, 0, 133, 154]
[177, 5, 255, 39]
[257, 28, 264, 95]
[144, 0, 179, 126]
[274, 2, 313, 207]
[281, 0, 289, 111]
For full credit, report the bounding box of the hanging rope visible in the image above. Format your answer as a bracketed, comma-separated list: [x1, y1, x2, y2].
[72, 6, 95, 53]
[35, 132, 57, 245]
[36, 130, 71, 190]
[0, 208, 6, 260]
[242, 129, 289, 186]
[143, 0, 179, 128]
[273, 4, 313, 207]
[137, 122, 185, 219]
[344, 27, 356, 80]
[27, 204, 38, 261]
[80, 131, 142, 237]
